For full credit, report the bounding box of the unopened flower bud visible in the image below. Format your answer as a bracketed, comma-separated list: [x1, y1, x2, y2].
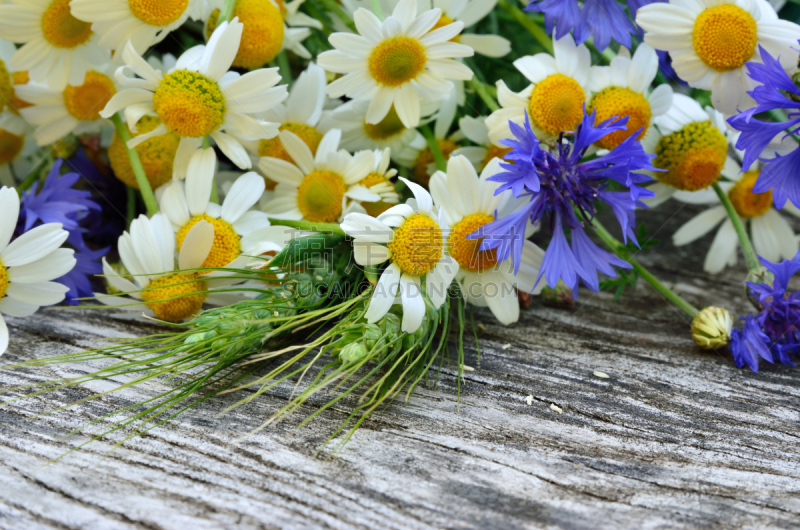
[691, 306, 733, 350]
[50, 135, 78, 159]
[540, 280, 575, 309]
[339, 342, 368, 364]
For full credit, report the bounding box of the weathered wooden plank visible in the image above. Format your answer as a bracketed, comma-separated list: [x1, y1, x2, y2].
[0, 206, 799, 529]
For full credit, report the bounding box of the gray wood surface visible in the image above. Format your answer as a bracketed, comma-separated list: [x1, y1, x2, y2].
[1, 206, 799, 530]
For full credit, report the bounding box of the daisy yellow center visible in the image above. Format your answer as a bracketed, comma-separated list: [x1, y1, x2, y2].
[654, 120, 728, 191]
[63, 71, 116, 121]
[529, 74, 586, 136]
[389, 213, 443, 276]
[10, 71, 33, 115]
[297, 170, 347, 222]
[359, 172, 394, 217]
[0, 129, 25, 165]
[109, 115, 180, 190]
[259, 123, 324, 164]
[129, 0, 188, 26]
[176, 215, 242, 269]
[448, 214, 498, 273]
[41, 0, 93, 48]
[206, 0, 284, 69]
[413, 139, 459, 187]
[364, 106, 406, 140]
[431, 14, 459, 42]
[153, 70, 225, 138]
[0, 59, 11, 115]
[141, 273, 207, 322]
[729, 170, 772, 218]
[693, 5, 758, 72]
[0, 260, 8, 299]
[368, 37, 427, 87]
[588, 87, 652, 150]
[484, 144, 512, 166]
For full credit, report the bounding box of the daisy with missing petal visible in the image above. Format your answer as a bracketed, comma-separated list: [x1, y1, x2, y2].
[636, 0, 800, 116]
[430, 155, 544, 325]
[17, 64, 117, 146]
[0, 0, 109, 91]
[671, 141, 800, 273]
[159, 149, 271, 270]
[485, 34, 591, 145]
[100, 19, 288, 178]
[321, 100, 428, 167]
[643, 94, 736, 206]
[587, 44, 674, 151]
[259, 129, 383, 222]
[96, 213, 243, 322]
[0, 186, 76, 355]
[318, 0, 474, 129]
[455, 116, 512, 172]
[341, 178, 458, 333]
[70, 0, 201, 53]
[357, 148, 401, 217]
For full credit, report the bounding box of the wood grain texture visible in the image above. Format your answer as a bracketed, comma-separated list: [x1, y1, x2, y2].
[1, 206, 799, 529]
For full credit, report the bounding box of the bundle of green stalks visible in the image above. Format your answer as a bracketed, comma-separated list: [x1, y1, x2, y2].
[0, 234, 476, 459]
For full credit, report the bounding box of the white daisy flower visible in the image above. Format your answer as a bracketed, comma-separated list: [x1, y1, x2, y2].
[485, 34, 592, 145]
[17, 64, 117, 146]
[643, 93, 736, 207]
[259, 129, 383, 222]
[100, 19, 288, 178]
[454, 115, 512, 172]
[69, 0, 202, 53]
[429, 155, 544, 325]
[97, 213, 251, 322]
[159, 148, 272, 270]
[637, 0, 800, 116]
[357, 148, 401, 217]
[0, 186, 76, 355]
[318, 0, 474, 129]
[672, 155, 800, 274]
[341, 177, 458, 333]
[587, 43, 674, 151]
[0, 0, 110, 91]
[319, 99, 428, 167]
[250, 63, 328, 188]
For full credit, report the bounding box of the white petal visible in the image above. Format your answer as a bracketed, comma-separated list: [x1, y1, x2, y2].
[185, 148, 216, 216]
[5, 281, 68, 307]
[7, 248, 76, 284]
[178, 220, 214, 270]
[366, 263, 401, 323]
[0, 187, 20, 251]
[221, 172, 265, 224]
[400, 273, 425, 333]
[0, 224, 68, 267]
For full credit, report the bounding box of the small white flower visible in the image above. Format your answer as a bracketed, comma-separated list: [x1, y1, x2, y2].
[260, 129, 383, 222]
[0, 187, 76, 355]
[485, 34, 592, 145]
[341, 178, 458, 332]
[0, 0, 110, 90]
[637, 0, 800, 116]
[430, 155, 543, 325]
[318, 0, 474, 129]
[100, 19, 288, 178]
[70, 0, 201, 53]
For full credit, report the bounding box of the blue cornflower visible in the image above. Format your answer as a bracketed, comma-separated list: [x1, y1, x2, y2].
[727, 44, 800, 210]
[730, 253, 800, 372]
[472, 110, 656, 294]
[19, 159, 101, 232]
[58, 235, 108, 305]
[526, 0, 664, 51]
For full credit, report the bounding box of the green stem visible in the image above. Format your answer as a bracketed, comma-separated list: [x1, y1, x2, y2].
[16, 155, 50, 194]
[498, 0, 552, 54]
[111, 113, 158, 216]
[712, 182, 761, 273]
[278, 50, 292, 85]
[369, 0, 384, 20]
[420, 124, 447, 172]
[126, 186, 136, 228]
[219, 0, 237, 22]
[470, 78, 499, 112]
[592, 218, 700, 318]
[268, 218, 346, 236]
[201, 136, 220, 204]
[318, 0, 356, 31]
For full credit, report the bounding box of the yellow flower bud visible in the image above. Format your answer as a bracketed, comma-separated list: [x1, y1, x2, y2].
[691, 306, 733, 350]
